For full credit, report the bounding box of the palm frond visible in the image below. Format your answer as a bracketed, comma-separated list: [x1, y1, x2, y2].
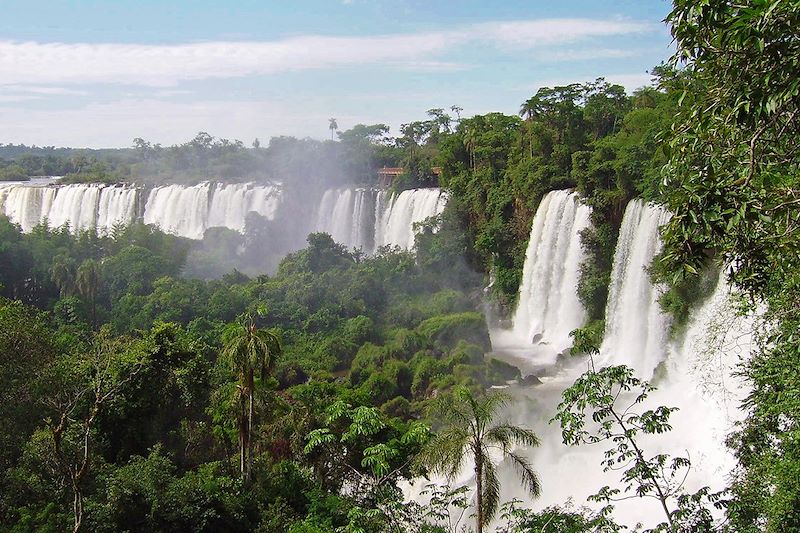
[416, 426, 470, 480]
[471, 390, 511, 432]
[480, 450, 501, 526]
[507, 450, 541, 498]
[486, 424, 540, 451]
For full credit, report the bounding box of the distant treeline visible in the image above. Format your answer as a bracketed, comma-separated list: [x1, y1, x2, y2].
[0, 123, 432, 187]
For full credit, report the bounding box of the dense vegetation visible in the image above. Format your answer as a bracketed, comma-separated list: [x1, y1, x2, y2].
[0, 1, 797, 531]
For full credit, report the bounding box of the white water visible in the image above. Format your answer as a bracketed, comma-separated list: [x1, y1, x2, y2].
[598, 199, 672, 378]
[494, 190, 592, 359]
[0, 182, 445, 256]
[418, 197, 757, 530]
[374, 188, 448, 250]
[0, 183, 137, 233]
[662, 270, 756, 480]
[314, 188, 378, 250]
[143, 182, 281, 239]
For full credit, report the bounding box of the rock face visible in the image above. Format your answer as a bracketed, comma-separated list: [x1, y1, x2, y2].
[519, 374, 543, 386]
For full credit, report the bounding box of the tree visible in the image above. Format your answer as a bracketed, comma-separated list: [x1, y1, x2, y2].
[51, 255, 77, 297]
[304, 400, 429, 531]
[662, 3, 800, 530]
[44, 333, 148, 532]
[552, 345, 718, 532]
[221, 311, 282, 482]
[417, 387, 541, 533]
[75, 259, 100, 328]
[329, 118, 339, 141]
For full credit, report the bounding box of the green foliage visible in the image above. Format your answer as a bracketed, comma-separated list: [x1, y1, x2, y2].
[661, 2, 800, 530]
[416, 312, 490, 352]
[0, 299, 58, 471]
[493, 499, 622, 533]
[553, 364, 719, 532]
[417, 388, 541, 533]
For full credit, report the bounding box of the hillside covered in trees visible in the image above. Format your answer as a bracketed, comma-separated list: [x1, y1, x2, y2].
[0, 2, 798, 532]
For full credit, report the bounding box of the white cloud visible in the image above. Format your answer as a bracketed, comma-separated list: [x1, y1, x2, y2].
[470, 19, 652, 49]
[0, 18, 651, 87]
[537, 48, 639, 62]
[603, 73, 656, 91]
[0, 94, 41, 103]
[0, 98, 340, 147]
[531, 72, 654, 93]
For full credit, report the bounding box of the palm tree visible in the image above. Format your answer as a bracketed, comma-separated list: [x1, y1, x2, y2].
[75, 259, 100, 328]
[463, 125, 477, 170]
[518, 96, 545, 121]
[328, 117, 339, 141]
[221, 311, 282, 482]
[417, 388, 541, 533]
[51, 255, 77, 297]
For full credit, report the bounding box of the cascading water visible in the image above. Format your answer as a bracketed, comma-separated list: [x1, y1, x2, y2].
[206, 182, 282, 233]
[495, 189, 592, 359]
[142, 182, 281, 239]
[96, 186, 139, 232]
[0, 184, 57, 232]
[0, 181, 443, 254]
[0, 182, 137, 233]
[314, 188, 378, 251]
[431, 197, 757, 529]
[598, 199, 672, 377]
[660, 269, 756, 479]
[374, 188, 448, 249]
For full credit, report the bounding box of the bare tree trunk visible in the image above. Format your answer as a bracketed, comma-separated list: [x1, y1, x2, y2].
[72, 486, 83, 533]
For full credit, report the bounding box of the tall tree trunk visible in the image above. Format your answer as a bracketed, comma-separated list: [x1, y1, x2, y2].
[475, 452, 483, 533]
[246, 371, 254, 483]
[239, 395, 247, 476]
[73, 487, 83, 533]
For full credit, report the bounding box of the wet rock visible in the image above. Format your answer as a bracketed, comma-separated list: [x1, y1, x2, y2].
[519, 374, 542, 386]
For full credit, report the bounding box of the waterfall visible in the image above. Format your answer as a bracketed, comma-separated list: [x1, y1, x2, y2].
[660, 269, 756, 477]
[142, 182, 281, 239]
[599, 199, 672, 377]
[46, 184, 103, 232]
[0, 184, 57, 232]
[0, 183, 138, 233]
[143, 183, 211, 239]
[0, 181, 446, 255]
[441, 195, 757, 529]
[314, 188, 378, 250]
[96, 186, 139, 232]
[504, 189, 592, 356]
[207, 183, 281, 233]
[374, 188, 448, 249]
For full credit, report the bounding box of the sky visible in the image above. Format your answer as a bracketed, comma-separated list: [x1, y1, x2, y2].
[0, 0, 674, 148]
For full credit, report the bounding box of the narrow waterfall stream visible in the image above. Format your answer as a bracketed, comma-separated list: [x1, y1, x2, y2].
[492, 189, 592, 363]
[314, 188, 378, 251]
[374, 188, 449, 250]
[599, 199, 673, 378]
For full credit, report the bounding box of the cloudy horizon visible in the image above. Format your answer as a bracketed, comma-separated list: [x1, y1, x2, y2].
[0, 0, 672, 148]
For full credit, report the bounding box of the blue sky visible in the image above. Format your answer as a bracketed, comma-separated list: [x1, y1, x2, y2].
[0, 0, 673, 148]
